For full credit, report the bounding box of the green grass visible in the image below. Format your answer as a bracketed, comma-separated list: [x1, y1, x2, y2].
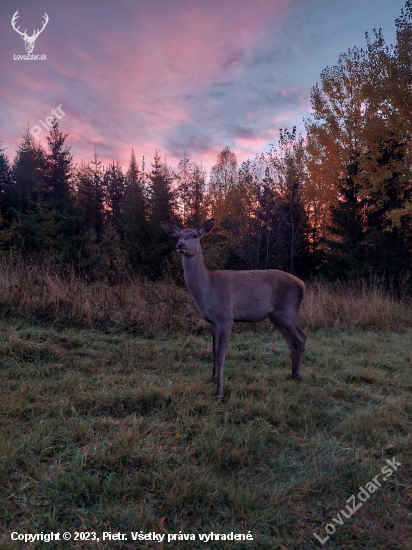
[1, 319, 411, 549]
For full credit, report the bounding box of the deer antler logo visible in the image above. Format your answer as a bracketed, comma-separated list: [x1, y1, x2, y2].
[11, 11, 49, 54]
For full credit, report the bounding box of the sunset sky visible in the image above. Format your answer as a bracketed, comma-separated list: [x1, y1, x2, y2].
[0, 0, 405, 173]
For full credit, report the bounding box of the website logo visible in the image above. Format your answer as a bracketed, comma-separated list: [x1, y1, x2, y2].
[11, 11, 48, 58]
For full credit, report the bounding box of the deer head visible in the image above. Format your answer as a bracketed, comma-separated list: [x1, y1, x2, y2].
[160, 219, 215, 257]
[12, 11, 49, 54]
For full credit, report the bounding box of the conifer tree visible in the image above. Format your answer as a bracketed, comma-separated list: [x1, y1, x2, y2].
[103, 159, 125, 228]
[0, 145, 15, 226]
[89, 223, 127, 282]
[121, 149, 149, 270]
[189, 162, 207, 228]
[43, 121, 89, 262]
[147, 150, 177, 276]
[0, 146, 15, 250]
[148, 150, 176, 227]
[11, 129, 47, 254]
[257, 166, 286, 269]
[76, 150, 105, 237]
[44, 121, 74, 207]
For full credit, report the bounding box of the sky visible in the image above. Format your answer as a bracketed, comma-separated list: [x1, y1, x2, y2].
[0, 0, 406, 173]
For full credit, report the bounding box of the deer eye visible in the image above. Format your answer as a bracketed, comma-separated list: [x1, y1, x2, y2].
[193, 234, 197, 239]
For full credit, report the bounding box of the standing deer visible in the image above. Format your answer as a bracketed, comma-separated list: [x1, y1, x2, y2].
[161, 218, 306, 397]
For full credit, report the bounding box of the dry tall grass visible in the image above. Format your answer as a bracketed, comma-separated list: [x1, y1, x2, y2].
[0, 259, 197, 336]
[1, 258, 411, 333]
[302, 277, 412, 331]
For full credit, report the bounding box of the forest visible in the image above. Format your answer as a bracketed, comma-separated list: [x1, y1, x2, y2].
[1, 3, 412, 286]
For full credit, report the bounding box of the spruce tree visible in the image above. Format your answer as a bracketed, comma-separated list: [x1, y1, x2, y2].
[103, 159, 125, 228]
[76, 150, 105, 237]
[11, 129, 47, 254]
[324, 158, 367, 278]
[121, 149, 148, 271]
[44, 121, 73, 208]
[147, 150, 177, 276]
[0, 145, 15, 226]
[148, 150, 176, 227]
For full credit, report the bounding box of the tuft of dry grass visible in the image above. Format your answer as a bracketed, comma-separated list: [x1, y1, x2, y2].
[1, 258, 412, 334]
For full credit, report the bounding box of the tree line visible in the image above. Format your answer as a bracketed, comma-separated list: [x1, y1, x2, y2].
[0, 1, 411, 282]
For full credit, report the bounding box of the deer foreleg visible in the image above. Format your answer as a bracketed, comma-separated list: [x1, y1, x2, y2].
[211, 323, 218, 381]
[216, 321, 232, 397]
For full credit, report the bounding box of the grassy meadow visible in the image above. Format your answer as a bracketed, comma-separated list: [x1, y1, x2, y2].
[0, 260, 411, 549]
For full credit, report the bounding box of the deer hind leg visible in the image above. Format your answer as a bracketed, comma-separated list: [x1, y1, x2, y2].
[215, 321, 233, 397]
[293, 324, 306, 379]
[211, 323, 218, 381]
[269, 315, 306, 380]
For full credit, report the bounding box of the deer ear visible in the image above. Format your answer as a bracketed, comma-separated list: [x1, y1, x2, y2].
[198, 218, 215, 236]
[160, 222, 181, 237]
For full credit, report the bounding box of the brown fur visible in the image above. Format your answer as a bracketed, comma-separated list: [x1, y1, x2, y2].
[161, 219, 306, 397]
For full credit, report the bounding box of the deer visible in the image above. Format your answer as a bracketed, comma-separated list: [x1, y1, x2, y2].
[11, 11, 49, 54]
[161, 218, 306, 398]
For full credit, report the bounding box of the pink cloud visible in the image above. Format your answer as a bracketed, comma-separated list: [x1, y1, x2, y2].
[2, 0, 291, 172]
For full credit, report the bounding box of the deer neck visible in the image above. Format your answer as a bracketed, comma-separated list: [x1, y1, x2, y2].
[182, 250, 209, 306]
